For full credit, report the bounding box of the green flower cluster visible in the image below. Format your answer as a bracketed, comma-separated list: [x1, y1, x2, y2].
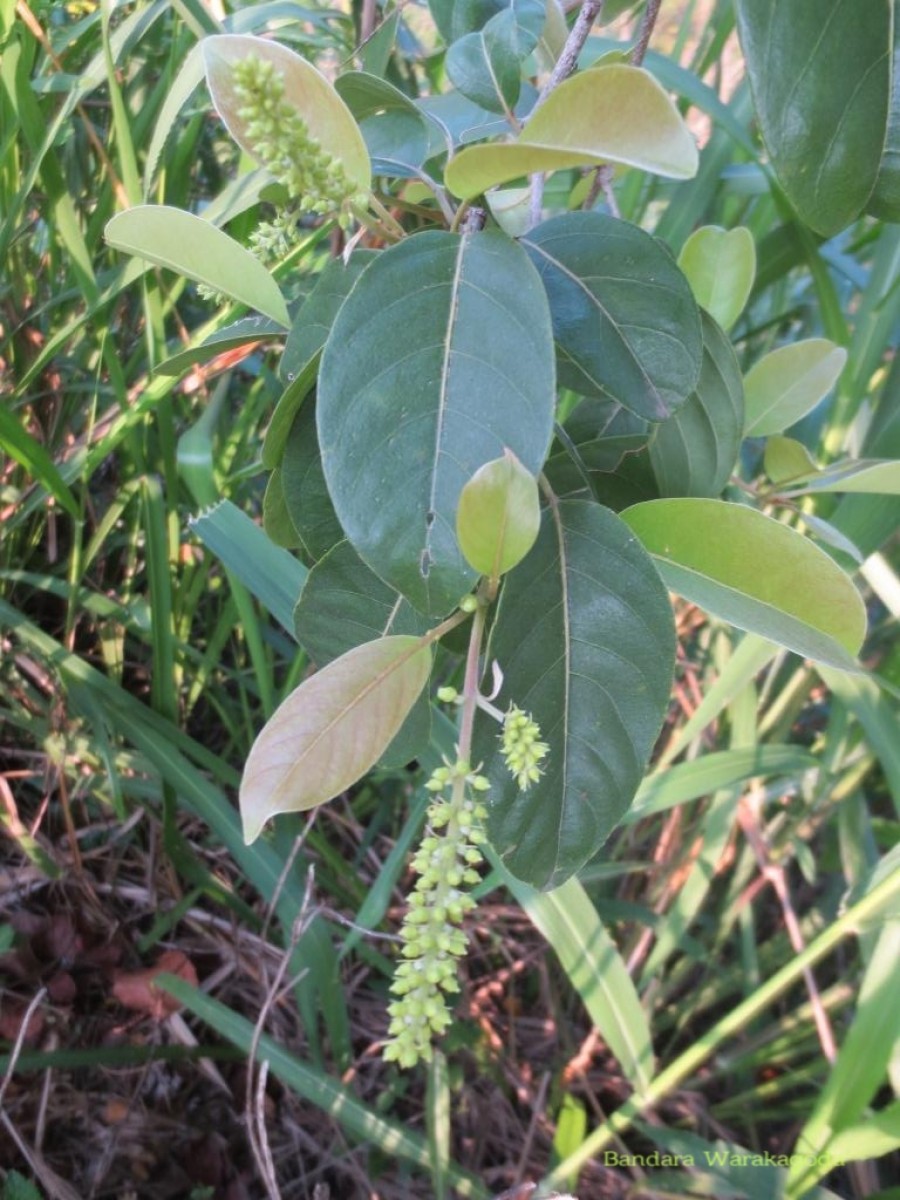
[384, 759, 488, 1069]
[230, 55, 366, 219]
[500, 705, 549, 790]
[248, 210, 301, 263]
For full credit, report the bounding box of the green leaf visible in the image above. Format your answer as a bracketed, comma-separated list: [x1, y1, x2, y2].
[318, 229, 556, 616]
[677, 226, 755, 331]
[202, 33, 370, 195]
[787, 458, 900, 497]
[240, 635, 432, 843]
[156, 315, 283, 377]
[498, 864, 655, 1092]
[293, 540, 432, 768]
[262, 251, 378, 470]
[2, 1172, 42, 1200]
[280, 251, 377, 386]
[456, 450, 541, 578]
[447, 11, 521, 115]
[189, 500, 307, 634]
[869, 16, 900, 220]
[474, 499, 676, 889]
[625, 745, 821, 825]
[764, 435, 820, 485]
[280, 399, 344, 562]
[787, 918, 900, 1194]
[334, 72, 432, 172]
[523, 212, 703, 421]
[647, 309, 744, 497]
[0, 403, 80, 519]
[104, 206, 290, 327]
[446, 2, 543, 115]
[622, 498, 867, 671]
[444, 64, 699, 200]
[262, 468, 301, 549]
[735, 0, 893, 236]
[429, 0, 511, 43]
[552, 1094, 588, 1187]
[743, 339, 847, 437]
[826, 1103, 900, 1166]
[544, 399, 651, 499]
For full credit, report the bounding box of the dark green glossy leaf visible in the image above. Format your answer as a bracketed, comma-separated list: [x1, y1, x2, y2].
[428, 0, 509, 43]
[280, 398, 344, 562]
[334, 72, 432, 172]
[869, 17, 900, 220]
[473, 499, 676, 890]
[262, 468, 301, 549]
[523, 212, 703, 422]
[318, 229, 556, 616]
[446, 11, 522, 114]
[735, 0, 893, 235]
[445, 2, 544, 115]
[543, 399, 651, 500]
[293, 540, 432, 767]
[648, 309, 744, 497]
[263, 250, 376, 469]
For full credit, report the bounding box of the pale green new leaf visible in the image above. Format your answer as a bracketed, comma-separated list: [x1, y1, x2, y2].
[202, 34, 370, 195]
[790, 458, 900, 496]
[764, 435, 820, 485]
[444, 64, 698, 199]
[744, 339, 847, 437]
[240, 635, 432, 843]
[105, 206, 290, 327]
[825, 1104, 900, 1166]
[677, 225, 756, 331]
[622, 499, 867, 672]
[456, 450, 540, 578]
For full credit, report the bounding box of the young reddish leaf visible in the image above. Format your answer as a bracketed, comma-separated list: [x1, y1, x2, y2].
[456, 449, 540, 579]
[240, 635, 432, 843]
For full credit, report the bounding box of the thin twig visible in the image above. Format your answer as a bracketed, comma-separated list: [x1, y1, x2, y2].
[582, 0, 664, 210]
[534, 0, 607, 112]
[246, 867, 319, 1198]
[528, 0, 607, 227]
[630, 0, 663, 67]
[0, 986, 46, 1110]
[738, 794, 837, 1063]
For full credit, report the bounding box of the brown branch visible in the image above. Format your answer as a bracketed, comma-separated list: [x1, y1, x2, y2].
[534, 0, 607, 111]
[631, 0, 663, 67]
